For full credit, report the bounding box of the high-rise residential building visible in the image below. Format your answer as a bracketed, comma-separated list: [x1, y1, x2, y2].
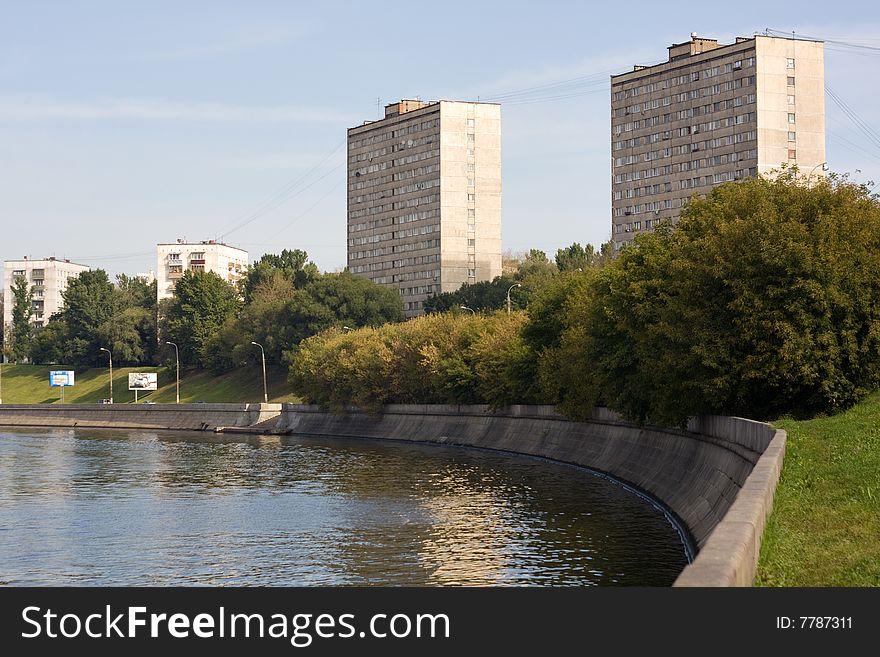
[156, 239, 248, 301]
[611, 34, 825, 248]
[347, 100, 502, 317]
[3, 257, 90, 330]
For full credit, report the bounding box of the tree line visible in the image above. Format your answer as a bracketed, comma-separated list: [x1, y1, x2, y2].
[289, 172, 880, 426]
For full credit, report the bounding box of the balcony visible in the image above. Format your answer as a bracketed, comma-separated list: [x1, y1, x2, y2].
[168, 270, 184, 279]
[167, 258, 183, 266]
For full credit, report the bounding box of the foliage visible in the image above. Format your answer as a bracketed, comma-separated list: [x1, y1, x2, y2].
[568, 173, 880, 425]
[239, 248, 319, 304]
[203, 270, 404, 373]
[288, 312, 535, 412]
[28, 271, 158, 367]
[9, 275, 33, 362]
[422, 275, 523, 313]
[164, 270, 241, 367]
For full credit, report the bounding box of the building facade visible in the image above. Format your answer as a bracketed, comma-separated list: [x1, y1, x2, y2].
[347, 100, 502, 316]
[156, 240, 248, 301]
[611, 34, 825, 247]
[3, 257, 90, 330]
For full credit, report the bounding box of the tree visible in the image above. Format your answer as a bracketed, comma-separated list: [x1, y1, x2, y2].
[51, 270, 119, 366]
[554, 242, 594, 272]
[9, 275, 33, 362]
[422, 275, 522, 314]
[240, 249, 319, 304]
[568, 172, 880, 426]
[164, 271, 241, 367]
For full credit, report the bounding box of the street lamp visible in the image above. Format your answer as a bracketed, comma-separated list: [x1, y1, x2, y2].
[251, 341, 268, 404]
[506, 283, 522, 315]
[460, 305, 475, 315]
[808, 162, 828, 185]
[165, 341, 179, 404]
[99, 347, 113, 404]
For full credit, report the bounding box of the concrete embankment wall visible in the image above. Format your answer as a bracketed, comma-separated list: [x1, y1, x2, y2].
[273, 403, 785, 586]
[0, 401, 784, 586]
[0, 403, 282, 431]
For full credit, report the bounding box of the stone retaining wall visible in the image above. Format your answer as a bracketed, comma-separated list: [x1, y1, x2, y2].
[0, 403, 282, 431]
[273, 403, 784, 586]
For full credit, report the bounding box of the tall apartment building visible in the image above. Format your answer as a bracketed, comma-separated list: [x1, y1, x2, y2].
[347, 100, 502, 316]
[3, 257, 90, 330]
[611, 34, 825, 248]
[156, 239, 248, 301]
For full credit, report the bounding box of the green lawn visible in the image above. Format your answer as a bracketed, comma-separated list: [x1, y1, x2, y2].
[0, 363, 297, 405]
[756, 391, 880, 586]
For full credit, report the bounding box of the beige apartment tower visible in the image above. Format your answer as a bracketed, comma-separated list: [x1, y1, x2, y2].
[156, 239, 248, 301]
[347, 100, 502, 316]
[611, 34, 825, 248]
[3, 257, 90, 330]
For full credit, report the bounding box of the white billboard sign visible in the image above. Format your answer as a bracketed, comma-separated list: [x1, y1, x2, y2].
[128, 372, 158, 391]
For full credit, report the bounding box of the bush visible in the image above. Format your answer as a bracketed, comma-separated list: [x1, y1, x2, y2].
[569, 172, 880, 425]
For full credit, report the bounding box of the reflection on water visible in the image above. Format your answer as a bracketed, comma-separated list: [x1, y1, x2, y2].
[0, 428, 688, 586]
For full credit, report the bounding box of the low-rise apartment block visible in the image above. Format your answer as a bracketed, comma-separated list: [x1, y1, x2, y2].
[156, 240, 248, 301]
[3, 256, 90, 329]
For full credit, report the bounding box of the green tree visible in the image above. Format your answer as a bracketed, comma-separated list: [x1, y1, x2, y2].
[422, 275, 522, 314]
[571, 172, 880, 426]
[165, 270, 241, 367]
[9, 275, 33, 362]
[54, 270, 118, 365]
[240, 249, 319, 304]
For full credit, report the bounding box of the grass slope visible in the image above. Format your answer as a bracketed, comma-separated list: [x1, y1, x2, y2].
[0, 364, 297, 404]
[757, 391, 880, 586]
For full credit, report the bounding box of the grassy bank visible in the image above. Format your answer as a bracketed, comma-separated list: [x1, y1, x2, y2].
[756, 391, 880, 586]
[0, 364, 297, 404]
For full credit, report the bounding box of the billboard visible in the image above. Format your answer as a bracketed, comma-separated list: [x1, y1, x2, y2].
[49, 370, 75, 387]
[128, 372, 158, 391]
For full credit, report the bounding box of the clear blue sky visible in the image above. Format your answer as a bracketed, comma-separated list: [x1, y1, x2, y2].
[1, 0, 878, 282]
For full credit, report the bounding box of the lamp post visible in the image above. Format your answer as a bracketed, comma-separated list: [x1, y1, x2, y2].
[459, 305, 475, 315]
[808, 162, 828, 185]
[251, 341, 268, 404]
[99, 347, 113, 404]
[506, 283, 522, 315]
[165, 341, 179, 404]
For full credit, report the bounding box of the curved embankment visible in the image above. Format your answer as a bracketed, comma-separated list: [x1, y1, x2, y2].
[0, 403, 282, 431]
[271, 404, 786, 587]
[0, 402, 784, 586]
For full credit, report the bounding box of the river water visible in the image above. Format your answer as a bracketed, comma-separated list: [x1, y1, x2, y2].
[0, 428, 688, 586]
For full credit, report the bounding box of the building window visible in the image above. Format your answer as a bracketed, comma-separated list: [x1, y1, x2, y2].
[467, 193, 475, 202]
[787, 76, 795, 86]
[788, 131, 796, 141]
[468, 269, 476, 278]
[468, 208, 475, 218]
[788, 149, 797, 159]
[468, 239, 475, 247]
[788, 113, 796, 124]
[467, 118, 475, 127]
[788, 95, 795, 105]
[787, 58, 795, 69]
[468, 178, 475, 187]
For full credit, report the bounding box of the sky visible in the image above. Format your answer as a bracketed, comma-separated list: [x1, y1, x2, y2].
[1, 0, 879, 284]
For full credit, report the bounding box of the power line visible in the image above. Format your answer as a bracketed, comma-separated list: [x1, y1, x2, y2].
[825, 85, 880, 152]
[218, 138, 346, 240]
[762, 28, 880, 53]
